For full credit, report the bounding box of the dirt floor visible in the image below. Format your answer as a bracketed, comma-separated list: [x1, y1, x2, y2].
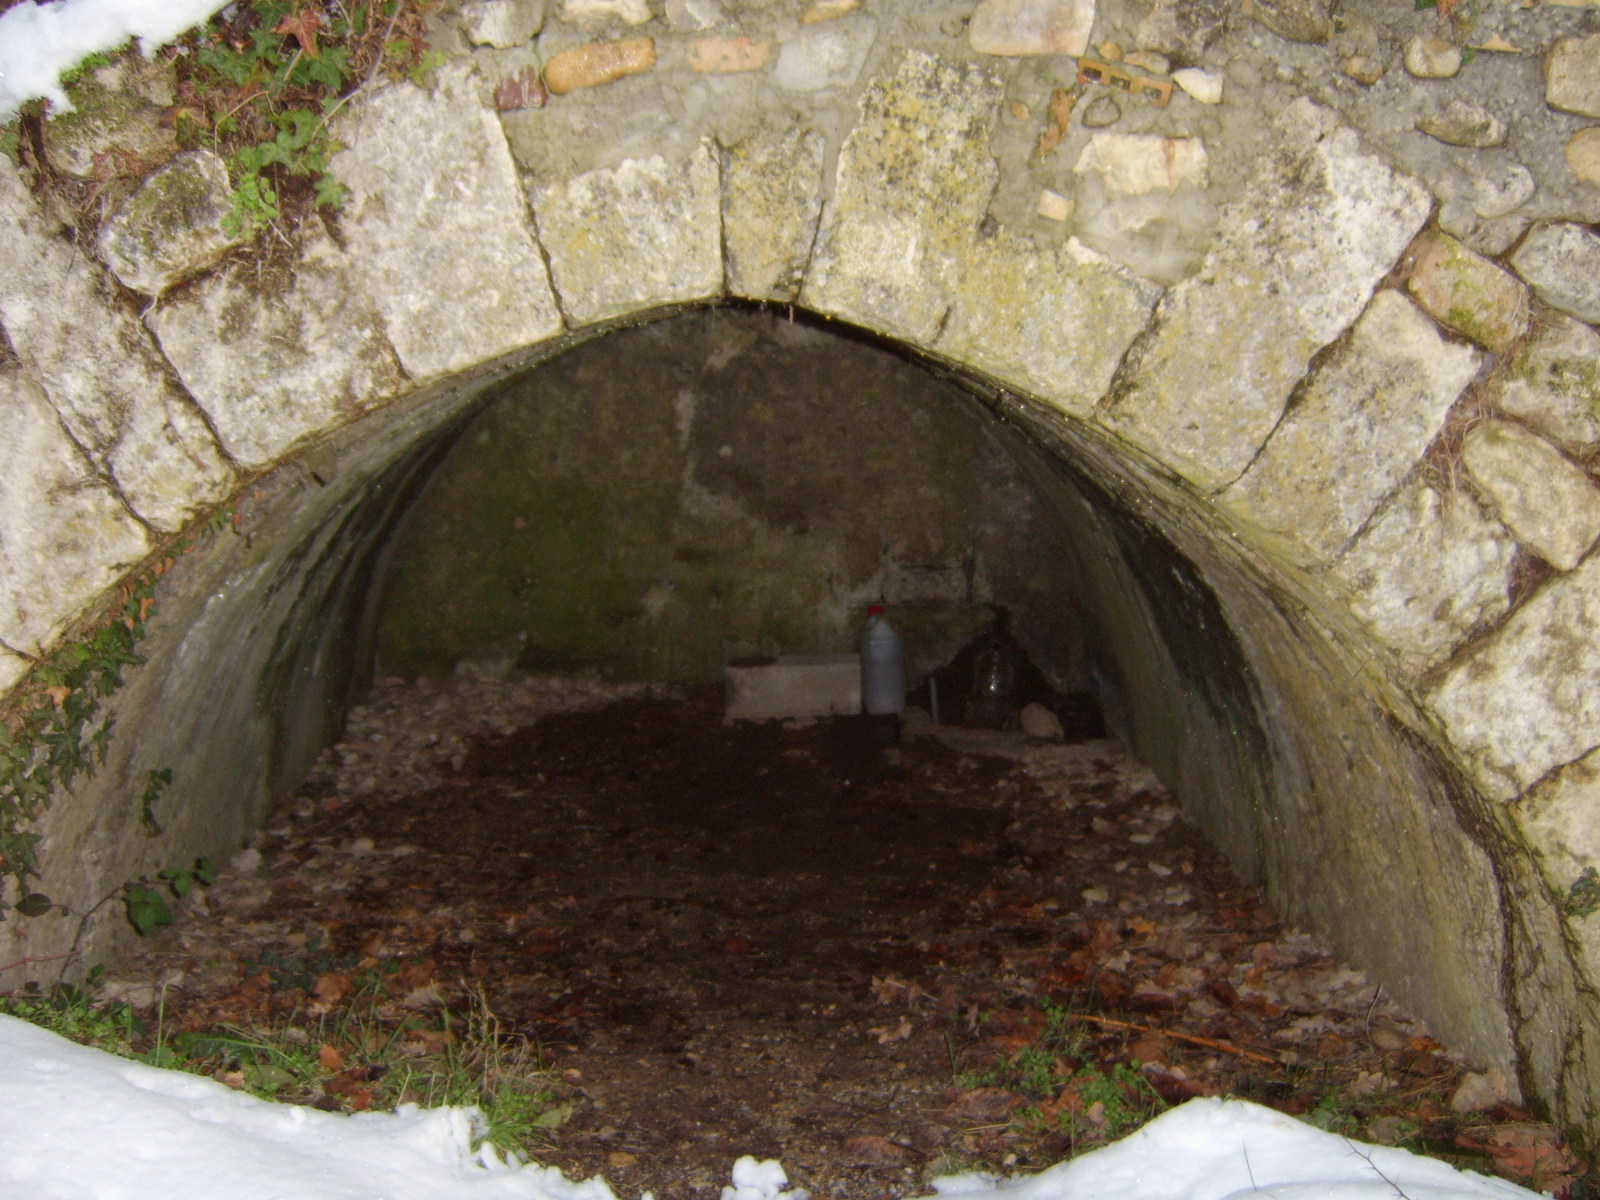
[87, 677, 1589, 1199]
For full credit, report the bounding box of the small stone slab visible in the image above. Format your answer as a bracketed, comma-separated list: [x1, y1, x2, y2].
[0, 372, 151, 657]
[689, 36, 773, 73]
[723, 127, 826, 302]
[1247, 0, 1332, 44]
[936, 233, 1161, 418]
[1223, 290, 1480, 563]
[1510, 223, 1600, 324]
[1547, 34, 1600, 118]
[0, 159, 233, 533]
[968, 0, 1095, 57]
[148, 226, 407, 470]
[1405, 231, 1529, 354]
[41, 85, 177, 179]
[532, 142, 723, 326]
[802, 52, 1005, 344]
[459, 0, 545, 47]
[97, 150, 250, 296]
[331, 66, 564, 381]
[1332, 479, 1513, 671]
[773, 13, 877, 92]
[1462, 420, 1600, 571]
[1103, 99, 1432, 491]
[1427, 551, 1600, 800]
[1486, 314, 1600, 456]
[1072, 132, 1209, 194]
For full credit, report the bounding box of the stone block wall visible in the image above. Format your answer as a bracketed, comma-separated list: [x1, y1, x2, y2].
[5, 0, 1600, 1144]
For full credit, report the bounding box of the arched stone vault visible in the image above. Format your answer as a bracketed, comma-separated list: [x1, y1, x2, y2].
[5, 0, 1600, 1144]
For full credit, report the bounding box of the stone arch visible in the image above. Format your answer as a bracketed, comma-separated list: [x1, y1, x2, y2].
[4, 8, 1600, 1142]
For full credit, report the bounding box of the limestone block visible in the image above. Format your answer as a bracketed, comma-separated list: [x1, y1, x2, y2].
[1405, 231, 1529, 354]
[802, 52, 1005, 344]
[1462, 420, 1600, 571]
[773, 13, 877, 92]
[97, 150, 250, 296]
[1486, 315, 1600, 456]
[1547, 34, 1600, 118]
[1332, 479, 1514, 670]
[460, 0, 544, 47]
[41, 86, 177, 179]
[968, 0, 1095, 57]
[0, 372, 151, 657]
[1222, 291, 1481, 563]
[1510, 223, 1600, 324]
[0, 160, 233, 532]
[1102, 99, 1432, 491]
[532, 143, 723, 326]
[330, 67, 563, 380]
[1514, 749, 1600, 985]
[147, 226, 407, 470]
[935, 234, 1161, 418]
[723, 127, 826, 302]
[1427, 551, 1600, 800]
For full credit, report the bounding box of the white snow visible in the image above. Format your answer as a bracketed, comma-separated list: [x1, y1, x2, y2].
[0, 0, 229, 121]
[0, 1013, 1549, 1200]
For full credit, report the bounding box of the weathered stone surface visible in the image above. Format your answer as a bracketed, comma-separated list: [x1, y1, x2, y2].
[803, 53, 1004, 344]
[1510, 223, 1600, 324]
[533, 143, 723, 325]
[688, 36, 773, 73]
[1568, 127, 1600, 186]
[1547, 34, 1600, 118]
[331, 67, 563, 380]
[969, 0, 1094, 56]
[1404, 35, 1461, 79]
[1072, 133, 1209, 194]
[1462, 420, 1600, 571]
[1123, 50, 1170, 74]
[803, 0, 860, 20]
[0, 372, 151, 657]
[460, 0, 544, 47]
[97, 150, 249, 296]
[936, 234, 1162, 418]
[1417, 99, 1507, 149]
[1136, 0, 1228, 59]
[1332, 479, 1514, 670]
[563, 0, 649, 23]
[0, 160, 232, 532]
[1222, 291, 1480, 563]
[1035, 188, 1071, 220]
[1103, 100, 1432, 491]
[495, 67, 548, 111]
[1173, 68, 1223, 104]
[0, 648, 25, 696]
[1342, 54, 1384, 86]
[1487, 314, 1600, 456]
[147, 227, 407, 470]
[774, 13, 877, 91]
[1247, 0, 1331, 44]
[544, 36, 656, 93]
[724, 127, 825, 302]
[1472, 162, 1536, 220]
[41, 86, 177, 178]
[665, 0, 724, 29]
[1428, 551, 1600, 800]
[1081, 96, 1120, 127]
[1405, 231, 1529, 354]
[1514, 750, 1600, 985]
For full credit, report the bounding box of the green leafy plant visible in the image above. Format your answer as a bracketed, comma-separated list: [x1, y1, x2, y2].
[122, 857, 215, 936]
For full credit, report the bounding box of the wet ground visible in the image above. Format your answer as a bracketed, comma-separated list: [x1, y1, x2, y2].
[94, 678, 1587, 1199]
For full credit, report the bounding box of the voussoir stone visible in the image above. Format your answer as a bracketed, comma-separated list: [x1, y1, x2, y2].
[723, 127, 826, 302]
[1487, 315, 1600, 456]
[1102, 99, 1432, 491]
[531, 142, 723, 326]
[1405, 231, 1529, 354]
[968, 0, 1096, 57]
[1428, 550, 1600, 800]
[0, 371, 152, 658]
[936, 234, 1162, 419]
[1510, 223, 1600, 324]
[1331, 478, 1514, 671]
[803, 52, 1004, 345]
[1221, 290, 1481, 564]
[1547, 34, 1600, 119]
[330, 66, 563, 381]
[147, 226, 407, 471]
[97, 150, 250, 296]
[0, 159, 233, 532]
[1461, 420, 1600, 572]
[774, 13, 877, 91]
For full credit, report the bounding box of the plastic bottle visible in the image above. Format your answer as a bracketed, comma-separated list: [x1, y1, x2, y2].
[860, 604, 905, 715]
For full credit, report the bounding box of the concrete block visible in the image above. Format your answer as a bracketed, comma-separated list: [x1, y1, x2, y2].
[724, 654, 861, 720]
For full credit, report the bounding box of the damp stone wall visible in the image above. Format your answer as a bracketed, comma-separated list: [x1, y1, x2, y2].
[5, 0, 1600, 1145]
